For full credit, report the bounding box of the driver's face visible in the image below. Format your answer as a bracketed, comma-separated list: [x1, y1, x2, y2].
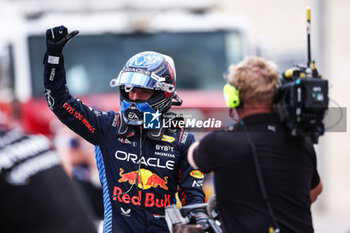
[128, 87, 154, 101]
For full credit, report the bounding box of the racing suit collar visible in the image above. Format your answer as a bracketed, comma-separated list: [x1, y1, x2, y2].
[116, 111, 184, 141]
[116, 112, 134, 137]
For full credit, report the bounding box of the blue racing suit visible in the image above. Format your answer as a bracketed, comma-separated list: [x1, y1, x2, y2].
[43, 55, 205, 233]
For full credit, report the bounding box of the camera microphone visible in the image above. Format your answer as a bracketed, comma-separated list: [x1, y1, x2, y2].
[207, 194, 218, 219]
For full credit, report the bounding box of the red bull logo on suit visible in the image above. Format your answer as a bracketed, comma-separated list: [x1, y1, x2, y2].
[115, 168, 171, 208]
[118, 168, 168, 190]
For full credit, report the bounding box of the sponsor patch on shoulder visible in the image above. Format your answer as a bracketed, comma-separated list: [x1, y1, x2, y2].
[192, 180, 204, 187]
[190, 170, 204, 179]
[161, 135, 175, 143]
[180, 131, 188, 144]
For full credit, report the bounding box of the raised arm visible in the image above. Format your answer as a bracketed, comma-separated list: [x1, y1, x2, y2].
[43, 26, 114, 145]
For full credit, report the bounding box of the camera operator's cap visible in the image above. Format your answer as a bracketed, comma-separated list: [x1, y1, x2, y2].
[223, 83, 240, 108]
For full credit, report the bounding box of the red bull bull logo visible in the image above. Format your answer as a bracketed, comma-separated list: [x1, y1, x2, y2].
[118, 168, 141, 185]
[146, 173, 168, 190]
[118, 168, 168, 190]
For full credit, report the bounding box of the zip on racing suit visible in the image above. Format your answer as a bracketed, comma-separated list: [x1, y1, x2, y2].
[43, 26, 205, 233]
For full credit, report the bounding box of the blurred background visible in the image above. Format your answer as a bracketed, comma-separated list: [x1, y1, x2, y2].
[0, 0, 349, 232]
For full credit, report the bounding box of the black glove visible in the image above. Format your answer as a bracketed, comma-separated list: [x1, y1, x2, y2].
[45, 25, 79, 56]
[190, 210, 210, 231]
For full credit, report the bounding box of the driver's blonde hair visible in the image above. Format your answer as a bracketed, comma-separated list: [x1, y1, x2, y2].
[228, 56, 279, 106]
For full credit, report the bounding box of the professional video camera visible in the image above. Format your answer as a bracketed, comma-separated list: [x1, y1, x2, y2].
[165, 200, 222, 233]
[274, 9, 329, 144]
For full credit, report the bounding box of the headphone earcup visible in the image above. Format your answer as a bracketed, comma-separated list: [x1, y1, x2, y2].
[223, 83, 241, 108]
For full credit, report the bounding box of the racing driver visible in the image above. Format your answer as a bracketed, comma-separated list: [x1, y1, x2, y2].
[42, 26, 205, 233]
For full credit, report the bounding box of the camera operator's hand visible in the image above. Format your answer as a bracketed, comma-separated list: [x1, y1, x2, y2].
[190, 210, 210, 231]
[45, 25, 79, 56]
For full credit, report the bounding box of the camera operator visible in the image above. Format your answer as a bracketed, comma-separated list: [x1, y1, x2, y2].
[188, 56, 323, 233]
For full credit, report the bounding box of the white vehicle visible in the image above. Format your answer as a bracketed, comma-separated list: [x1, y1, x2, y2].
[0, 3, 254, 135]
